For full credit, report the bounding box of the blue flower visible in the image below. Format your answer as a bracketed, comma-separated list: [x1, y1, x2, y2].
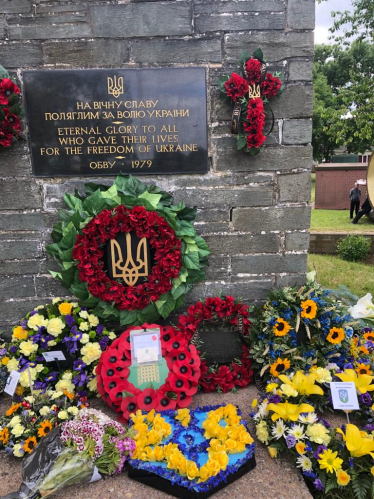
[313, 478, 324, 491]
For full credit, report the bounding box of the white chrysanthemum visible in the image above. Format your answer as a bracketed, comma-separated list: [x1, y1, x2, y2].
[47, 317, 64, 337]
[67, 406, 79, 416]
[288, 424, 306, 441]
[80, 333, 90, 344]
[108, 332, 116, 340]
[81, 342, 102, 365]
[58, 410, 68, 420]
[7, 358, 19, 373]
[27, 313, 48, 331]
[62, 371, 72, 380]
[9, 415, 21, 428]
[299, 413, 318, 425]
[51, 391, 63, 400]
[271, 419, 287, 440]
[314, 367, 332, 384]
[39, 406, 51, 416]
[47, 340, 57, 347]
[35, 305, 44, 310]
[20, 368, 37, 388]
[19, 341, 38, 357]
[11, 424, 25, 437]
[52, 297, 61, 304]
[55, 379, 74, 393]
[87, 376, 98, 393]
[13, 443, 24, 457]
[88, 314, 99, 327]
[79, 321, 89, 331]
[296, 455, 313, 471]
[79, 310, 89, 319]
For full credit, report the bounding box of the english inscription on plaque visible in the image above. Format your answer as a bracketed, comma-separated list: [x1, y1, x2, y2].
[23, 68, 208, 176]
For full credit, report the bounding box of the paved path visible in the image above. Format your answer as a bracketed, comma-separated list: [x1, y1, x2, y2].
[0, 386, 312, 499]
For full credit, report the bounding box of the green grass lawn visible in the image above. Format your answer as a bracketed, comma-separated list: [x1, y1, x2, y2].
[311, 209, 374, 232]
[311, 173, 315, 203]
[308, 253, 374, 297]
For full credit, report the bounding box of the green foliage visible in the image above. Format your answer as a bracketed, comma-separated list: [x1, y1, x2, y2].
[46, 174, 210, 325]
[336, 234, 371, 262]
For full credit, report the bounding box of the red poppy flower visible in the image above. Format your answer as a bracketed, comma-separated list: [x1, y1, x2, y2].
[121, 395, 139, 420]
[246, 131, 266, 149]
[155, 386, 177, 411]
[247, 97, 264, 116]
[245, 58, 262, 85]
[260, 73, 282, 99]
[2, 108, 21, 131]
[167, 373, 191, 393]
[0, 128, 13, 147]
[224, 73, 249, 102]
[137, 388, 159, 411]
[0, 78, 20, 105]
[176, 391, 193, 408]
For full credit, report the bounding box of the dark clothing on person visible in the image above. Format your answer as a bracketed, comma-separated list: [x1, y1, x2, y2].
[349, 187, 361, 218]
[352, 197, 371, 224]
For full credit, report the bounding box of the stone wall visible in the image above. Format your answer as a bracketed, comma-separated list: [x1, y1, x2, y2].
[0, 0, 314, 333]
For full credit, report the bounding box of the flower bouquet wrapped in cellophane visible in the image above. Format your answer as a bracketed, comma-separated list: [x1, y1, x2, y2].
[1, 409, 135, 499]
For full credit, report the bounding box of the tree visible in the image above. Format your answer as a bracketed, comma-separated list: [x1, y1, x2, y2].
[312, 41, 374, 158]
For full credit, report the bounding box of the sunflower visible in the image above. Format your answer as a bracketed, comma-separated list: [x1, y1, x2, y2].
[360, 346, 370, 355]
[23, 436, 38, 453]
[38, 420, 53, 438]
[5, 403, 21, 417]
[273, 318, 291, 337]
[364, 331, 374, 342]
[270, 358, 291, 377]
[355, 363, 373, 376]
[0, 427, 9, 445]
[300, 300, 317, 319]
[326, 327, 345, 344]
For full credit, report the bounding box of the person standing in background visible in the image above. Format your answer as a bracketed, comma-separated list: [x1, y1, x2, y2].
[349, 182, 361, 219]
[352, 196, 371, 224]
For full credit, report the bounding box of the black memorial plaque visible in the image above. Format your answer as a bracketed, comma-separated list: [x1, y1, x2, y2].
[23, 68, 208, 176]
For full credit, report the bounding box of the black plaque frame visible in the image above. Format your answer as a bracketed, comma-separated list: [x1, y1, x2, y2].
[23, 68, 208, 177]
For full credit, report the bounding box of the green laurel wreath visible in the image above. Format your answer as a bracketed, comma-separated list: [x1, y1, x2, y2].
[46, 174, 210, 325]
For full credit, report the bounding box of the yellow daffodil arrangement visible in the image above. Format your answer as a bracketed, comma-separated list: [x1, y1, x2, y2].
[0, 390, 87, 458]
[2, 298, 117, 397]
[128, 404, 256, 493]
[247, 280, 354, 383]
[252, 376, 374, 499]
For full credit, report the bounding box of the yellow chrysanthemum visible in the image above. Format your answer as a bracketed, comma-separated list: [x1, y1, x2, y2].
[38, 420, 53, 438]
[336, 469, 351, 486]
[300, 300, 317, 319]
[356, 363, 373, 376]
[270, 358, 291, 377]
[318, 449, 343, 474]
[326, 327, 345, 344]
[273, 318, 291, 337]
[23, 436, 38, 454]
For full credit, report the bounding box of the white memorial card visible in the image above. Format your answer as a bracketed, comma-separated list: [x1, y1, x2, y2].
[330, 382, 359, 410]
[42, 351, 66, 362]
[131, 328, 161, 365]
[4, 370, 21, 396]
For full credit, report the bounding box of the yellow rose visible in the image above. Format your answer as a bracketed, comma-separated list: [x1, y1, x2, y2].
[1, 357, 9, 366]
[178, 457, 188, 475]
[224, 438, 237, 453]
[163, 442, 178, 458]
[206, 459, 221, 476]
[198, 465, 212, 483]
[212, 451, 229, 470]
[47, 317, 64, 337]
[268, 446, 278, 459]
[186, 461, 199, 480]
[336, 469, 351, 486]
[143, 447, 155, 462]
[19, 341, 38, 357]
[238, 429, 254, 445]
[235, 442, 246, 453]
[58, 302, 73, 315]
[12, 326, 28, 341]
[167, 450, 182, 470]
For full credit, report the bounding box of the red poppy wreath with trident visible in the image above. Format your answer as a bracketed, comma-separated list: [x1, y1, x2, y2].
[218, 48, 284, 155]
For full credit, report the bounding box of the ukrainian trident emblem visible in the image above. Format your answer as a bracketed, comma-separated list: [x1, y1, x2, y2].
[110, 233, 149, 287]
[107, 75, 124, 98]
[338, 389, 349, 403]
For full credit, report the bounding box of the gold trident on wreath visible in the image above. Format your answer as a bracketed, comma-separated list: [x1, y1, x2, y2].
[110, 233, 149, 287]
[107, 75, 124, 98]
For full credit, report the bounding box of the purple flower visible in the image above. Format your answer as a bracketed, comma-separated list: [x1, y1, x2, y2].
[45, 371, 58, 384]
[9, 346, 18, 354]
[286, 435, 296, 448]
[268, 394, 281, 404]
[364, 424, 374, 432]
[21, 319, 27, 328]
[314, 445, 326, 460]
[348, 458, 354, 468]
[313, 478, 324, 491]
[73, 372, 89, 387]
[29, 311, 37, 317]
[73, 359, 86, 371]
[36, 355, 45, 362]
[96, 324, 104, 336]
[99, 336, 109, 351]
[0, 348, 6, 356]
[360, 392, 372, 406]
[63, 330, 82, 354]
[317, 417, 330, 429]
[66, 315, 75, 327]
[39, 334, 55, 350]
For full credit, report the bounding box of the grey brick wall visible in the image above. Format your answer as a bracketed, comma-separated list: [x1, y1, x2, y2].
[0, 0, 314, 333]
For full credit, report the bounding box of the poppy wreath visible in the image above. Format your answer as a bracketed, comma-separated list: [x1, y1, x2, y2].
[96, 324, 201, 422]
[218, 48, 283, 155]
[0, 64, 24, 148]
[47, 174, 210, 326]
[176, 296, 254, 393]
